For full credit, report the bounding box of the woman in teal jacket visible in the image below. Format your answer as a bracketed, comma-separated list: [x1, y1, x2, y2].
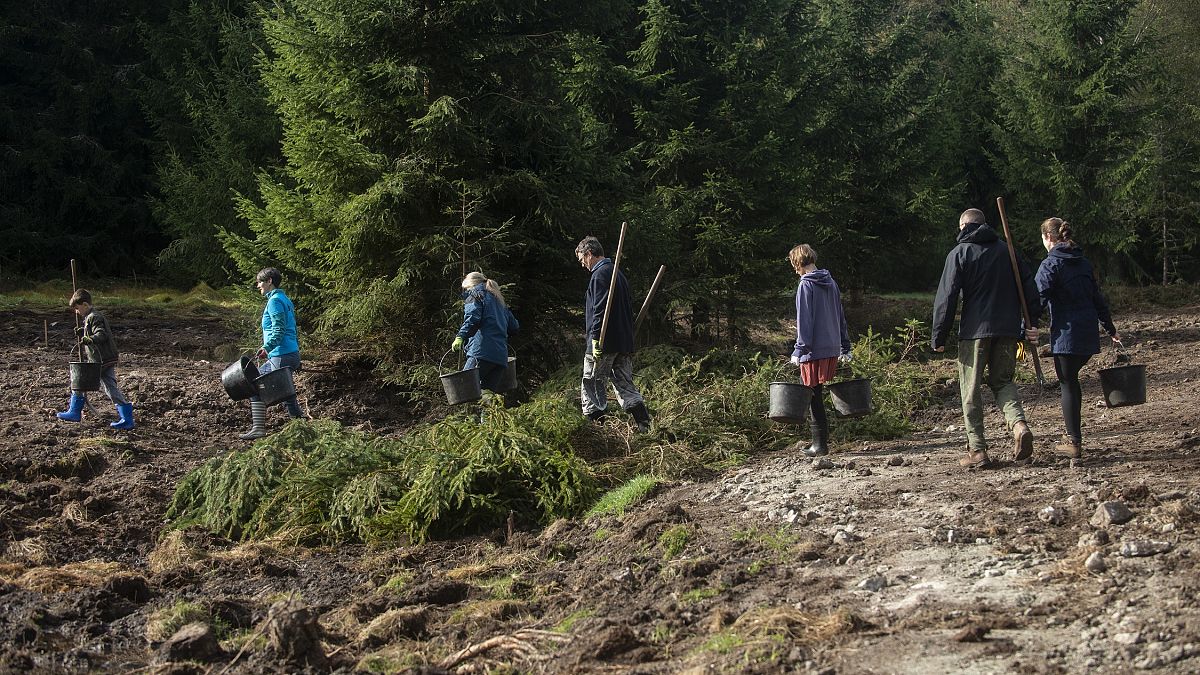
[240, 267, 304, 440]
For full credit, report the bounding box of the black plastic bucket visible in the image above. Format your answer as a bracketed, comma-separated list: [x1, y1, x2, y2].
[828, 377, 872, 418]
[221, 355, 260, 401]
[497, 356, 518, 393]
[768, 382, 812, 424]
[439, 350, 481, 405]
[255, 367, 295, 406]
[1098, 364, 1146, 408]
[69, 361, 102, 392]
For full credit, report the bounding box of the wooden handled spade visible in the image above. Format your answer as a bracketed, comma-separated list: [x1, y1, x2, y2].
[597, 221, 628, 352]
[634, 264, 667, 338]
[995, 197, 1048, 388]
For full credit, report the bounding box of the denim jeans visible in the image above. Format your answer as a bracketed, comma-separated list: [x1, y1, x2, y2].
[99, 366, 129, 406]
[253, 352, 303, 418]
[581, 352, 643, 415]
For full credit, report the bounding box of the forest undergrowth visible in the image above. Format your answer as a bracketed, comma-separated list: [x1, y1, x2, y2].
[167, 322, 944, 546]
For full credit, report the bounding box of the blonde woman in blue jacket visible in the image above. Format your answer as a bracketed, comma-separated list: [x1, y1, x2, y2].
[451, 272, 519, 393]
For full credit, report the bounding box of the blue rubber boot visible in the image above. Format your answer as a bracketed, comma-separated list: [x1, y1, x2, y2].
[56, 393, 86, 422]
[110, 403, 135, 430]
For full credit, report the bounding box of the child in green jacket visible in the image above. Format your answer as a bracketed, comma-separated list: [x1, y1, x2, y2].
[56, 289, 135, 429]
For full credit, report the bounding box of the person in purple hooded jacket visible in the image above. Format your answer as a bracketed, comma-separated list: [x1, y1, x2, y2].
[1036, 217, 1120, 459]
[788, 244, 852, 457]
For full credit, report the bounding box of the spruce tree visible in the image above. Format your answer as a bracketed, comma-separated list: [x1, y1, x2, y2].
[225, 0, 626, 359]
[991, 0, 1148, 265]
[799, 0, 957, 290]
[622, 0, 833, 338]
[140, 0, 283, 287]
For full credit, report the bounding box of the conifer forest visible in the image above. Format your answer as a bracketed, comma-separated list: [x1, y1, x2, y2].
[3, 1, 1200, 673]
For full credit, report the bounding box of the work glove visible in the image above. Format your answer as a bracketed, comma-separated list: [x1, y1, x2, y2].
[591, 339, 603, 360]
[838, 352, 853, 364]
[80, 335, 93, 345]
[789, 355, 801, 367]
[256, 347, 268, 359]
[74, 325, 84, 337]
[1016, 341, 1027, 361]
[451, 336, 464, 352]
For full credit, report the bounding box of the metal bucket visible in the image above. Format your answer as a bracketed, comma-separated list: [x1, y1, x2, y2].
[828, 377, 872, 417]
[69, 361, 102, 392]
[497, 356, 518, 393]
[221, 355, 260, 401]
[768, 382, 812, 424]
[255, 367, 296, 406]
[1098, 364, 1146, 408]
[440, 350, 481, 405]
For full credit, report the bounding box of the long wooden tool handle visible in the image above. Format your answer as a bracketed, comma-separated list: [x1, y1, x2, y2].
[995, 197, 1046, 386]
[597, 221, 628, 351]
[70, 259, 83, 355]
[634, 264, 667, 338]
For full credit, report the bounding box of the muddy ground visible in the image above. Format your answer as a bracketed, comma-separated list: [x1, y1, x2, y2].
[1, 303, 1199, 673]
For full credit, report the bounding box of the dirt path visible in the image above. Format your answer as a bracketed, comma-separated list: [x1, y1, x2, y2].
[1, 305, 1198, 673]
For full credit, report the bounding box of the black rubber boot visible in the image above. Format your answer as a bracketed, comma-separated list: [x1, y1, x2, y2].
[628, 402, 652, 433]
[802, 386, 829, 457]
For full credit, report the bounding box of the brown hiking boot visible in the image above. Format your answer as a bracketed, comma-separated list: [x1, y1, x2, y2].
[959, 448, 991, 468]
[1054, 436, 1082, 459]
[1012, 421, 1034, 462]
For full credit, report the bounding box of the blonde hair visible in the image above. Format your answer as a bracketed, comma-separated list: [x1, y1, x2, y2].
[788, 244, 817, 273]
[1040, 217, 1074, 245]
[461, 272, 507, 308]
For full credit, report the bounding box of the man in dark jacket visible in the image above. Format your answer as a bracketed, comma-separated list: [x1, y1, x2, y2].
[932, 208, 1040, 467]
[576, 236, 651, 432]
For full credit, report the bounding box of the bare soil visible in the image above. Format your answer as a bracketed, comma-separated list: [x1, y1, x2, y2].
[2, 304, 1199, 673]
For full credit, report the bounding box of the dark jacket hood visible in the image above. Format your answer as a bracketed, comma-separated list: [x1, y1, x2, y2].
[800, 268, 835, 287]
[957, 222, 999, 245]
[1047, 242, 1085, 262]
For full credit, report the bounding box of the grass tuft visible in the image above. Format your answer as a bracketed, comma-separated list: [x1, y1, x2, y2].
[552, 608, 595, 633]
[586, 475, 660, 518]
[145, 600, 212, 642]
[658, 525, 691, 561]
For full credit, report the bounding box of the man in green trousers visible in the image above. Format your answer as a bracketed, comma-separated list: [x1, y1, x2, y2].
[932, 208, 1041, 468]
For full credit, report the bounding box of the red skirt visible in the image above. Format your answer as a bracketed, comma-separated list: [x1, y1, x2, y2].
[798, 357, 837, 388]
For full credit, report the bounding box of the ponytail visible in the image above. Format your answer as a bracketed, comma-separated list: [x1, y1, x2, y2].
[461, 272, 507, 308]
[485, 279, 507, 308]
[1040, 217, 1075, 245]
